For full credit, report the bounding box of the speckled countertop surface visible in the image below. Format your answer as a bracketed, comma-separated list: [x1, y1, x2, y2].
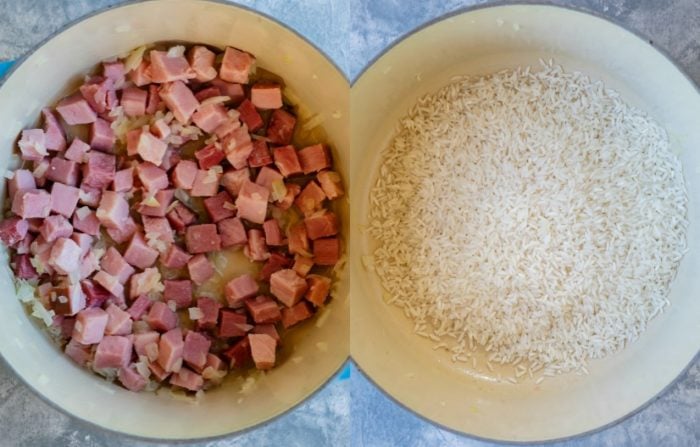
[0, 1, 699, 446]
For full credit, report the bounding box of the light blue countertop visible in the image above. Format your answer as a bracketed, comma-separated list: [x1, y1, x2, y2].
[0, 1, 698, 446]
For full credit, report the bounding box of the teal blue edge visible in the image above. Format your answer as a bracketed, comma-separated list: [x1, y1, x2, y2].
[0, 58, 351, 381]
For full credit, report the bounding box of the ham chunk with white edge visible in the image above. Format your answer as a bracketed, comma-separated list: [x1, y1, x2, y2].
[158, 327, 184, 372]
[121, 86, 147, 117]
[220, 47, 255, 84]
[281, 301, 313, 329]
[150, 50, 195, 83]
[183, 330, 211, 370]
[195, 297, 221, 331]
[18, 129, 47, 161]
[56, 93, 97, 125]
[100, 247, 135, 284]
[244, 228, 269, 262]
[7, 169, 36, 200]
[172, 159, 198, 190]
[94, 335, 133, 370]
[41, 108, 66, 151]
[104, 303, 133, 335]
[298, 144, 331, 174]
[192, 103, 229, 133]
[64, 139, 90, 163]
[119, 366, 147, 392]
[248, 333, 276, 370]
[72, 307, 109, 344]
[89, 118, 116, 153]
[191, 169, 221, 197]
[250, 83, 282, 109]
[138, 189, 175, 217]
[163, 279, 193, 310]
[304, 210, 339, 240]
[137, 162, 168, 191]
[187, 46, 217, 83]
[225, 273, 259, 308]
[96, 191, 129, 229]
[72, 207, 100, 236]
[124, 233, 159, 269]
[82, 152, 116, 190]
[187, 254, 215, 285]
[159, 81, 199, 123]
[273, 146, 303, 178]
[170, 367, 203, 391]
[50, 183, 80, 218]
[51, 283, 86, 316]
[221, 168, 250, 197]
[317, 170, 344, 199]
[235, 181, 269, 224]
[46, 158, 79, 186]
[305, 274, 331, 307]
[136, 131, 168, 166]
[270, 269, 308, 307]
[219, 310, 252, 338]
[93, 270, 125, 301]
[49, 237, 82, 275]
[160, 244, 192, 269]
[185, 224, 221, 254]
[295, 181, 327, 216]
[40, 215, 72, 242]
[146, 301, 178, 332]
[0, 217, 28, 247]
[245, 295, 281, 324]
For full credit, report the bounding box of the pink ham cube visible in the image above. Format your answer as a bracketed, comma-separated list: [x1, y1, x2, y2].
[0, 217, 28, 247]
[82, 151, 116, 189]
[273, 146, 303, 177]
[203, 190, 235, 222]
[17, 129, 47, 161]
[260, 252, 292, 281]
[298, 144, 331, 174]
[248, 333, 276, 370]
[51, 283, 86, 316]
[288, 222, 311, 257]
[137, 162, 168, 191]
[245, 295, 282, 324]
[123, 233, 159, 269]
[64, 139, 90, 163]
[89, 118, 116, 153]
[79, 76, 116, 114]
[304, 210, 339, 240]
[72, 307, 109, 344]
[160, 244, 192, 269]
[190, 169, 221, 197]
[146, 301, 178, 332]
[130, 60, 152, 86]
[305, 274, 331, 307]
[149, 50, 195, 83]
[223, 337, 251, 369]
[195, 86, 222, 102]
[70, 232, 93, 256]
[41, 108, 67, 152]
[126, 128, 142, 156]
[121, 86, 147, 117]
[280, 301, 313, 329]
[220, 47, 255, 84]
[185, 224, 221, 254]
[119, 366, 147, 392]
[219, 310, 252, 338]
[187, 254, 215, 285]
[143, 216, 174, 245]
[255, 166, 284, 194]
[237, 99, 263, 132]
[263, 219, 285, 246]
[72, 207, 100, 236]
[158, 327, 184, 372]
[113, 167, 133, 193]
[210, 78, 245, 103]
[187, 46, 217, 83]
[94, 335, 133, 369]
[221, 168, 250, 197]
[56, 93, 97, 125]
[65, 339, 92, 366]
[136, 131, 168, 166]
[40, 215, 72, 242]
[150, 118, 171, 139]
[169, 367, 203, 391]
[167, 201, 196, 233]
[103, 60, 125, 85]
[33, 158, 50, 188]
[133, 331, 160, 358]
[137, 189, 175, 217]
[78, 184, 102, 208]
[251, 83, 283, 109]
[104, 303, 133, 336]
[50, 183, 80, 217]
[266, 109, 296, 145]
[183, 330, 211, 370]
[270, 269, 308, 307]
[252, 324, 280, 343]
[148, 361, 171, 382]
[295, 181, 326, 216]
[314, 237, 340, 266]
[217, 217, 247, 248]
[159, 81, 199, 123]
[96, 191, 129, 229]
[146, 84, 162, 114]
[222, 126, 254, 169]
[195, 297, 221, 330]
[172, 159, 198, 190]
[127, 294, 153, 321]
[224, 274, 259, 308]
[81, 279, 111, 309]
[192, 103, 229, 134]
[235, 181, 269, 224]
[46, 157, 79, 186]
[244, 228, 269, 262]
[317, 170, 344, 199]
[49, 237, 82, 274]
[7, 169, 36, 200]
[248, 140, 273, 168]
[105, 216, 137, 243]
[163, 279, 193, 309]
[93, 270, 125, 301]
[195, 144, 226, 170]
[100, 247, 135, 284]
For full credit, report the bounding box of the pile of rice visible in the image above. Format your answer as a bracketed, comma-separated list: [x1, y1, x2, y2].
[368, 63, 688, 378]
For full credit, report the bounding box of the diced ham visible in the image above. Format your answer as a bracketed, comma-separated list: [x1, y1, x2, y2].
[148, 361, 171, 382]
[82, 151, 116, 189]
[170, 367, 203, 391]
[13, 254, 37, 279]
[121, 86, 148, 117]
[137, 162, 168, 191]
[172, 159, 198, 190]
[133, 331, 160, 358]
[288, 222, 311, 257]
[105, 216, 137, 243]
[314, 237, 340, 266]
[96, 190, 129, 229]
[203, 353, 226, 373]
[94, 335, 133, 370]
[192, 104, 229, 134]
[219, 47, 255, 84]
[119, 366, 147, 392]
[93, 270, 125, 301]
[70, 232, 93, 256]
[79, 251, 100, 280]
[219, 310, 252, 338]
[166, 201, 196, 233]
[244, 228, 269, 262]
[158, 327, 184, 372]
[72, 307, 109, 344]
[163, 279, 193, 309]
[65, 339, 92, 366]
[161, 148, 180, 172]
[245, 295, 282, 324]
[137, 189, 175, 217]
[266, 109, 296, 145]
[41, 108, 66, 151]
[195, 297, 221, 330]
[150, 50, 195, 83]
[304, 210, 339, 240]
[223, 337, 250, 368]
[190, 169, 221, 197]
[263, 219, 285, 246]
[150, 118, 171, 139]
[295, 181, 326, 216]
[0, 217, 29, 246]
[126, 128, 142, 156]
[224, 273, 259, 308]
[237, 99, 263, 132]
[214, 116, 242, 138]
[252, 324, 280, 343]
[251, 83, 283, 109]
[64, 139, 90, 163]
[187, 46, 217, 83]
[48, 237, 82, 274]
[210, 78, 245, 103]
[317, 171, 344, 199]
[72, 207, 100, 236]
[127, 294, 153, 320]
[143, 216, 174, 246]
[7, 169, 36, 200]
[273, 145, 303, 177]
[203, 190, 235, 222]
[101, 247, 135, 284]
[159, 81, 199, 123]
[249, 333, 276, 370]
[217, 217, 247, 248]
[222, 126, 254, 169]
[46, 157, 79, 186]
[160, 244, 192, 269]
[79, 77, 116, 115]
[185, 224, 221, 254]
[51, 283, 86, 316]
[183, 330, 211, 370]
[305, 274, 331, 307]
[248, 140, 273, 168]
[105, 303, 133, 336]
[255, 166, 284, 195]
[194, 86, 221, 102]
[89, 118, 116, 153]
[33, 158, 50, 188]
[124, 232, 159, 269]
[103, 60, 125, 86]
[15, 232, 34, 254]
[260, 252, 292, 281]
[194, 144, 226, 170]
[146, 84, 162, 114]
[112, 167, 133, 193]
[17, 129, 47, 161]
[146, 301, 178, 332]
[280, 301, 313, 329]
[221, 168, 250, 197]
[235, 181, 269, 224]
[270, 269, 308, 307]
[298, 144, 331, 174]
[56, 93, 97, 125]
[136, 131, 168, 166]
[81, 279, 111, 308]
[130, 60, 152, 86]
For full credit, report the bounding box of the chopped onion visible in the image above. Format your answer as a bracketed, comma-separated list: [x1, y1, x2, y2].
[270, 179, 287, 202]
[302, 113, 325, 131]
[124, 45, 147, 72]
[75, 206, 91, 221]
[167, 45, 186, 58]
[199, 96, 231, 108]
[188, 307, 204, 320]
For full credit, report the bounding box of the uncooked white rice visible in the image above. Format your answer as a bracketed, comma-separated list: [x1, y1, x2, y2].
[368, 62, 688, 378]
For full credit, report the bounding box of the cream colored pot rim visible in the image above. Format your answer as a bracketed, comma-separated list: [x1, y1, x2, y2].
[0, 0, 349, 444]
[350, 2, 700, 445]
